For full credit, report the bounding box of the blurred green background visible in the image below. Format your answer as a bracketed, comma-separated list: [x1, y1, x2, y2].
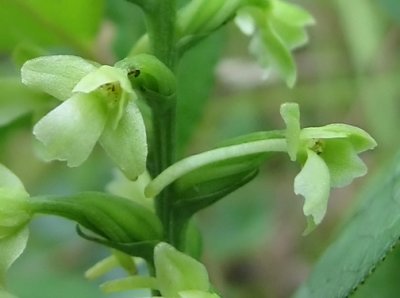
[1, 0, 400, 297]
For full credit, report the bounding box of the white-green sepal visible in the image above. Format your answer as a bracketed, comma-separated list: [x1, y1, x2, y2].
[280, 102, 300, 161]
[100, 101, 147, 180]
[33, 93, 108, 167]
[319, 140, 368, 188]
[294, 150, 330, 233]
[21, 55, 97, 100]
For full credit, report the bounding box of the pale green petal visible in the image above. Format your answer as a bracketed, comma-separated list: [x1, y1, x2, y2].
[0, 164, 26, 193]
[0, 227, 29, 286]
[294, 150, 330, 228]
[21, 55, 97, 100]
[73, 65, 133, 94]
[250, 23, 296, 87]
[271, 17, 309, 49]
[321, 140, 368, 188]
[179, 290, 221, 298]
[33, 93, 108, 167]
[280, 102, 300, 161]
[301, 124, 377, 153]
[155, 243, 210, 297]
[272, 0, 315, 27]
[235, 11, 256, 35]
[100, 101, 147, 180]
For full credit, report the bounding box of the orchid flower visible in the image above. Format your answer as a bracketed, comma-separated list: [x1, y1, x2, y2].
[280, 103, 377, 233]
[21, 55, 147, 180]
[0, 164, 32, 295]
[236, 0, 315, 87]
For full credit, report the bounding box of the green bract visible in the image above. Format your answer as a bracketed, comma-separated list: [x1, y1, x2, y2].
[0, 164, 31, 293]
[235, 0, 315, 87]
[21, 56, 147, 180]
[281, 103, 377, 233]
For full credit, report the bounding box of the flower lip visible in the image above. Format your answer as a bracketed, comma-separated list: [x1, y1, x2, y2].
[73, 65, 134, 95]
[301, 124, 377, 153]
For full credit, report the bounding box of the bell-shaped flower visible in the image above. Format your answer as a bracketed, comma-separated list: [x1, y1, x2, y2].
[280, 103, 377, 233]
[21, 55, 147, 180]
[235, 0, 315, 87]
[0, 164, 31, 292]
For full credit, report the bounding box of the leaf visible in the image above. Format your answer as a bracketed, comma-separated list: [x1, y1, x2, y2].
[293, 152, 400, 298]
[0, 0, 104, 52]
[176, 31, 225, 154]
[0, 78, 46, 127]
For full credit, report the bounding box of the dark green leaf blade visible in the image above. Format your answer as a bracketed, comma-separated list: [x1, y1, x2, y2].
[293, 153, 400, 298]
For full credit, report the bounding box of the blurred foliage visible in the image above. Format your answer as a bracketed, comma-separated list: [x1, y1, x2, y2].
[0, 0, 400, 297]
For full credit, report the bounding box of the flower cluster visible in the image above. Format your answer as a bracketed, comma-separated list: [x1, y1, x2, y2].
[21, 55, 147, 180]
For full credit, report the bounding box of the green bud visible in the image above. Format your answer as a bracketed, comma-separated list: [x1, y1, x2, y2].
[115, 54, 176, 98]
[29, 192, 163, 244]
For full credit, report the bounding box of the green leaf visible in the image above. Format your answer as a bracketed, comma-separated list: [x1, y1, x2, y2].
[293, 153, 400, 298]
[294, 150, 330, 231]
[33, 93, 108, 167]
[0, 227, 28, 286]
[21, 55, 98, 100]
[0, 0, 104, 52]
[100, 101, 147, 180]
[0, 78, 46, 127]
[176, 31, 225, 154]
[154, 242, 210, 297]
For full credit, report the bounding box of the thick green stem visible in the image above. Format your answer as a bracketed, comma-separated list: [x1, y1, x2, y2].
[144, 0, 177, 244]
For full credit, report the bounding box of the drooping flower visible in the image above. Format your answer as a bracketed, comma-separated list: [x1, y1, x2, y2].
[21, 55, 147, 180]
[236, 0, 315, 87]
[280, 103, 377, 233]
[0, 164, 32, 294]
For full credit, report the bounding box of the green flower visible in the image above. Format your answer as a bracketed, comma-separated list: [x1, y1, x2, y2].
[101, 242, 220, 298]
[21, 55, 147, 180]
[280, 103, 377, 233]
[235, 0, 315, 87]
[0, 164, 31, 293]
